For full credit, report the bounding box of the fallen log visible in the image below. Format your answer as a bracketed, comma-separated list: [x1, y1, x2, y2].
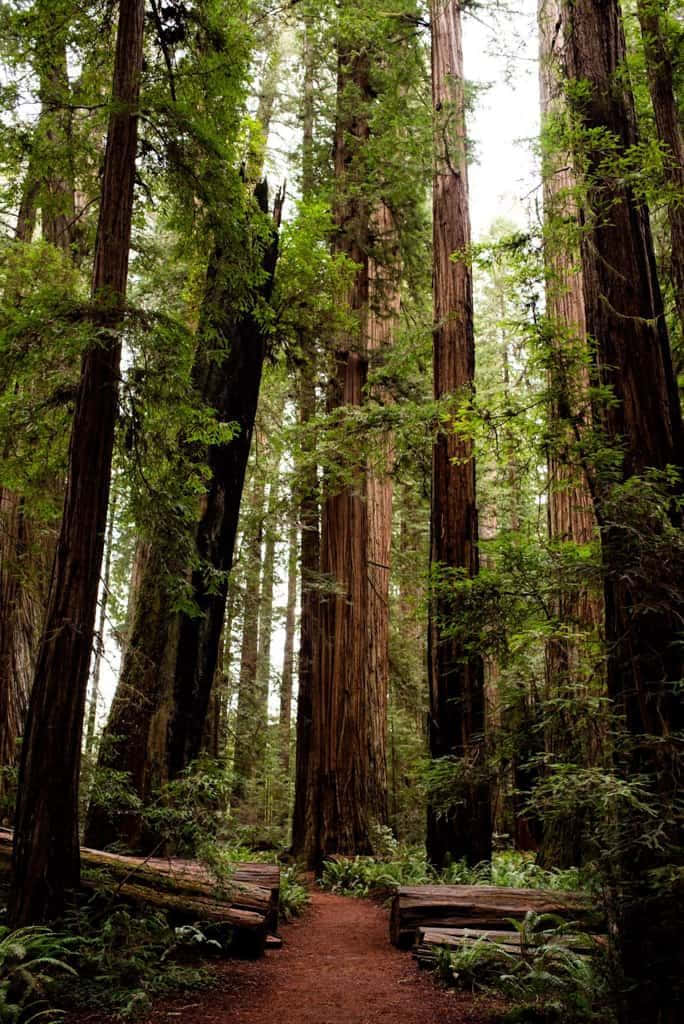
[0, 829, 278, 956]
[390, 884, 599, 948]
[413, 925, 603, 968]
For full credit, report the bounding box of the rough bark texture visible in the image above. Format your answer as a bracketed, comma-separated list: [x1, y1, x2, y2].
[636, 0, 684, 333]
[561, 2, 684, 1020]
[291, 15, 319, 857]
[537, 0, 604, 869]
[9, 0, 145, 925]
[302, 42, 389, 868]
[427, 0, 491, 869]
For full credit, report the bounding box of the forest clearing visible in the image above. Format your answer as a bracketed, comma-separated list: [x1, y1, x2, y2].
[0, 0, 682, 1022]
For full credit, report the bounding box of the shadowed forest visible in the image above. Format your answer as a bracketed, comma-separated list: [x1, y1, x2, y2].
[0, 1, 682, 1022]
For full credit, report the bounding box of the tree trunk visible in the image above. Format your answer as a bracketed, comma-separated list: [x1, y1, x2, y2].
[561, 2, 684, 1020]
[278, 516, 296, 786]
[537, 0, 604, 869]
[291, 14, 320, 857]
[427, 0, 491, 869]
[86, 185, 283, 852]
[636, 0, 684, 333]
[84, 494, 116, 759]
[231, 470, 266, 807]
[10, 0, 145, 924]
[167, 183, 282, 782]
[255, 477, 280, 766]
[302, 40, 388, 868]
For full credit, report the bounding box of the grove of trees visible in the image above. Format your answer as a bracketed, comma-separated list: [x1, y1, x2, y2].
[0, 1, 681, 1022]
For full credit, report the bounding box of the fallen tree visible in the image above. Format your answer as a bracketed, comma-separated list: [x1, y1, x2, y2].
[0, 829, 279, 955]
[390, 884, 599, 948]
[414, 925, 604, 968]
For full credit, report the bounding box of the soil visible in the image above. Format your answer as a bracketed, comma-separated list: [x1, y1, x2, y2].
[73, 888, 505, 1024]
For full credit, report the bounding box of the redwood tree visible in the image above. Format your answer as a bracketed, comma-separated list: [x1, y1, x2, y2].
[10, 0, 145, 924]
[300, 32, 389, 866]
[426, 0, 491, 868]
[537, 0, 604, 869]
[561, 0, 683, 1019]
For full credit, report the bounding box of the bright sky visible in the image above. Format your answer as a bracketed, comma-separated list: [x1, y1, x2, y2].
[464, 0, 540, 239]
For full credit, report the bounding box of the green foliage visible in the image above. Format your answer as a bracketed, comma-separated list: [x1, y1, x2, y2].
[436, 913, 611, 1024]
[59, 905, 209, 1020]
[0, 924, 75, 1024]
[320, 849, 586, 900]
[278, 867, 310, 922]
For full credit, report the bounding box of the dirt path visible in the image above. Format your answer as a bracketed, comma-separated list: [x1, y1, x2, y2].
[111, 889, 501, 1024]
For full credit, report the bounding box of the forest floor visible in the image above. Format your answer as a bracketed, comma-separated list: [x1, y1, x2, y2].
[72, 887, 505, 1024]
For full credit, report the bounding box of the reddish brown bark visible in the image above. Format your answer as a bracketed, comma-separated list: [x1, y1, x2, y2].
[561, 1, 684, 1019]
[302, 41, 389, 867]
[427, 0, 491, 869]
[291, 15, 319, 857]
[537, 0, 604, 869]
[10, 0, 145, 924]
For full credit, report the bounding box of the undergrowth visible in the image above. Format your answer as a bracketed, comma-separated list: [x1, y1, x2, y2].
[320, 848, 585, 900]
[435, 912, 612, 1024]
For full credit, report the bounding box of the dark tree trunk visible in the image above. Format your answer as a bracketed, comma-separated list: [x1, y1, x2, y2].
[636, 0, 684, 332]
[291, 373, 319, 854]
[537, 0, 604, 870]
[86, 186, 283, 852]
[426, 0, 491, 869]
[167, 184, 282, 781]
[83, 540, 180, 851]
[561, 1, 684, 1020]
[10, 0, 145, 924]
[291, 14, 320, 857]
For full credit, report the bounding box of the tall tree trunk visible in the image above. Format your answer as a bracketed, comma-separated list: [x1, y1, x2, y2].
[560, 1, 684, 1020]
[291, 13, 320, 856]
[86, 186, 282, 852]
[255, 477, 280, 765]
[231, 470, 266, 807]
[426, 0, 491, 869]
[277, 513, 298, 825]
[537, 0, 604, 869]
[636, 0, 684, 332]
[10, 0, 145, 924]
[302, 39, 388, 868]
[84, 494, 116, 759]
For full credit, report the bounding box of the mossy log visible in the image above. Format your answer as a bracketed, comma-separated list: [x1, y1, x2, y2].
[0, 829, 279, 955]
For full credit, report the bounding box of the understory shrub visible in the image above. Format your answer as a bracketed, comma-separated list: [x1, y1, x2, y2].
[320, 848, 586, 899]
[436, 912, 611, 1024]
